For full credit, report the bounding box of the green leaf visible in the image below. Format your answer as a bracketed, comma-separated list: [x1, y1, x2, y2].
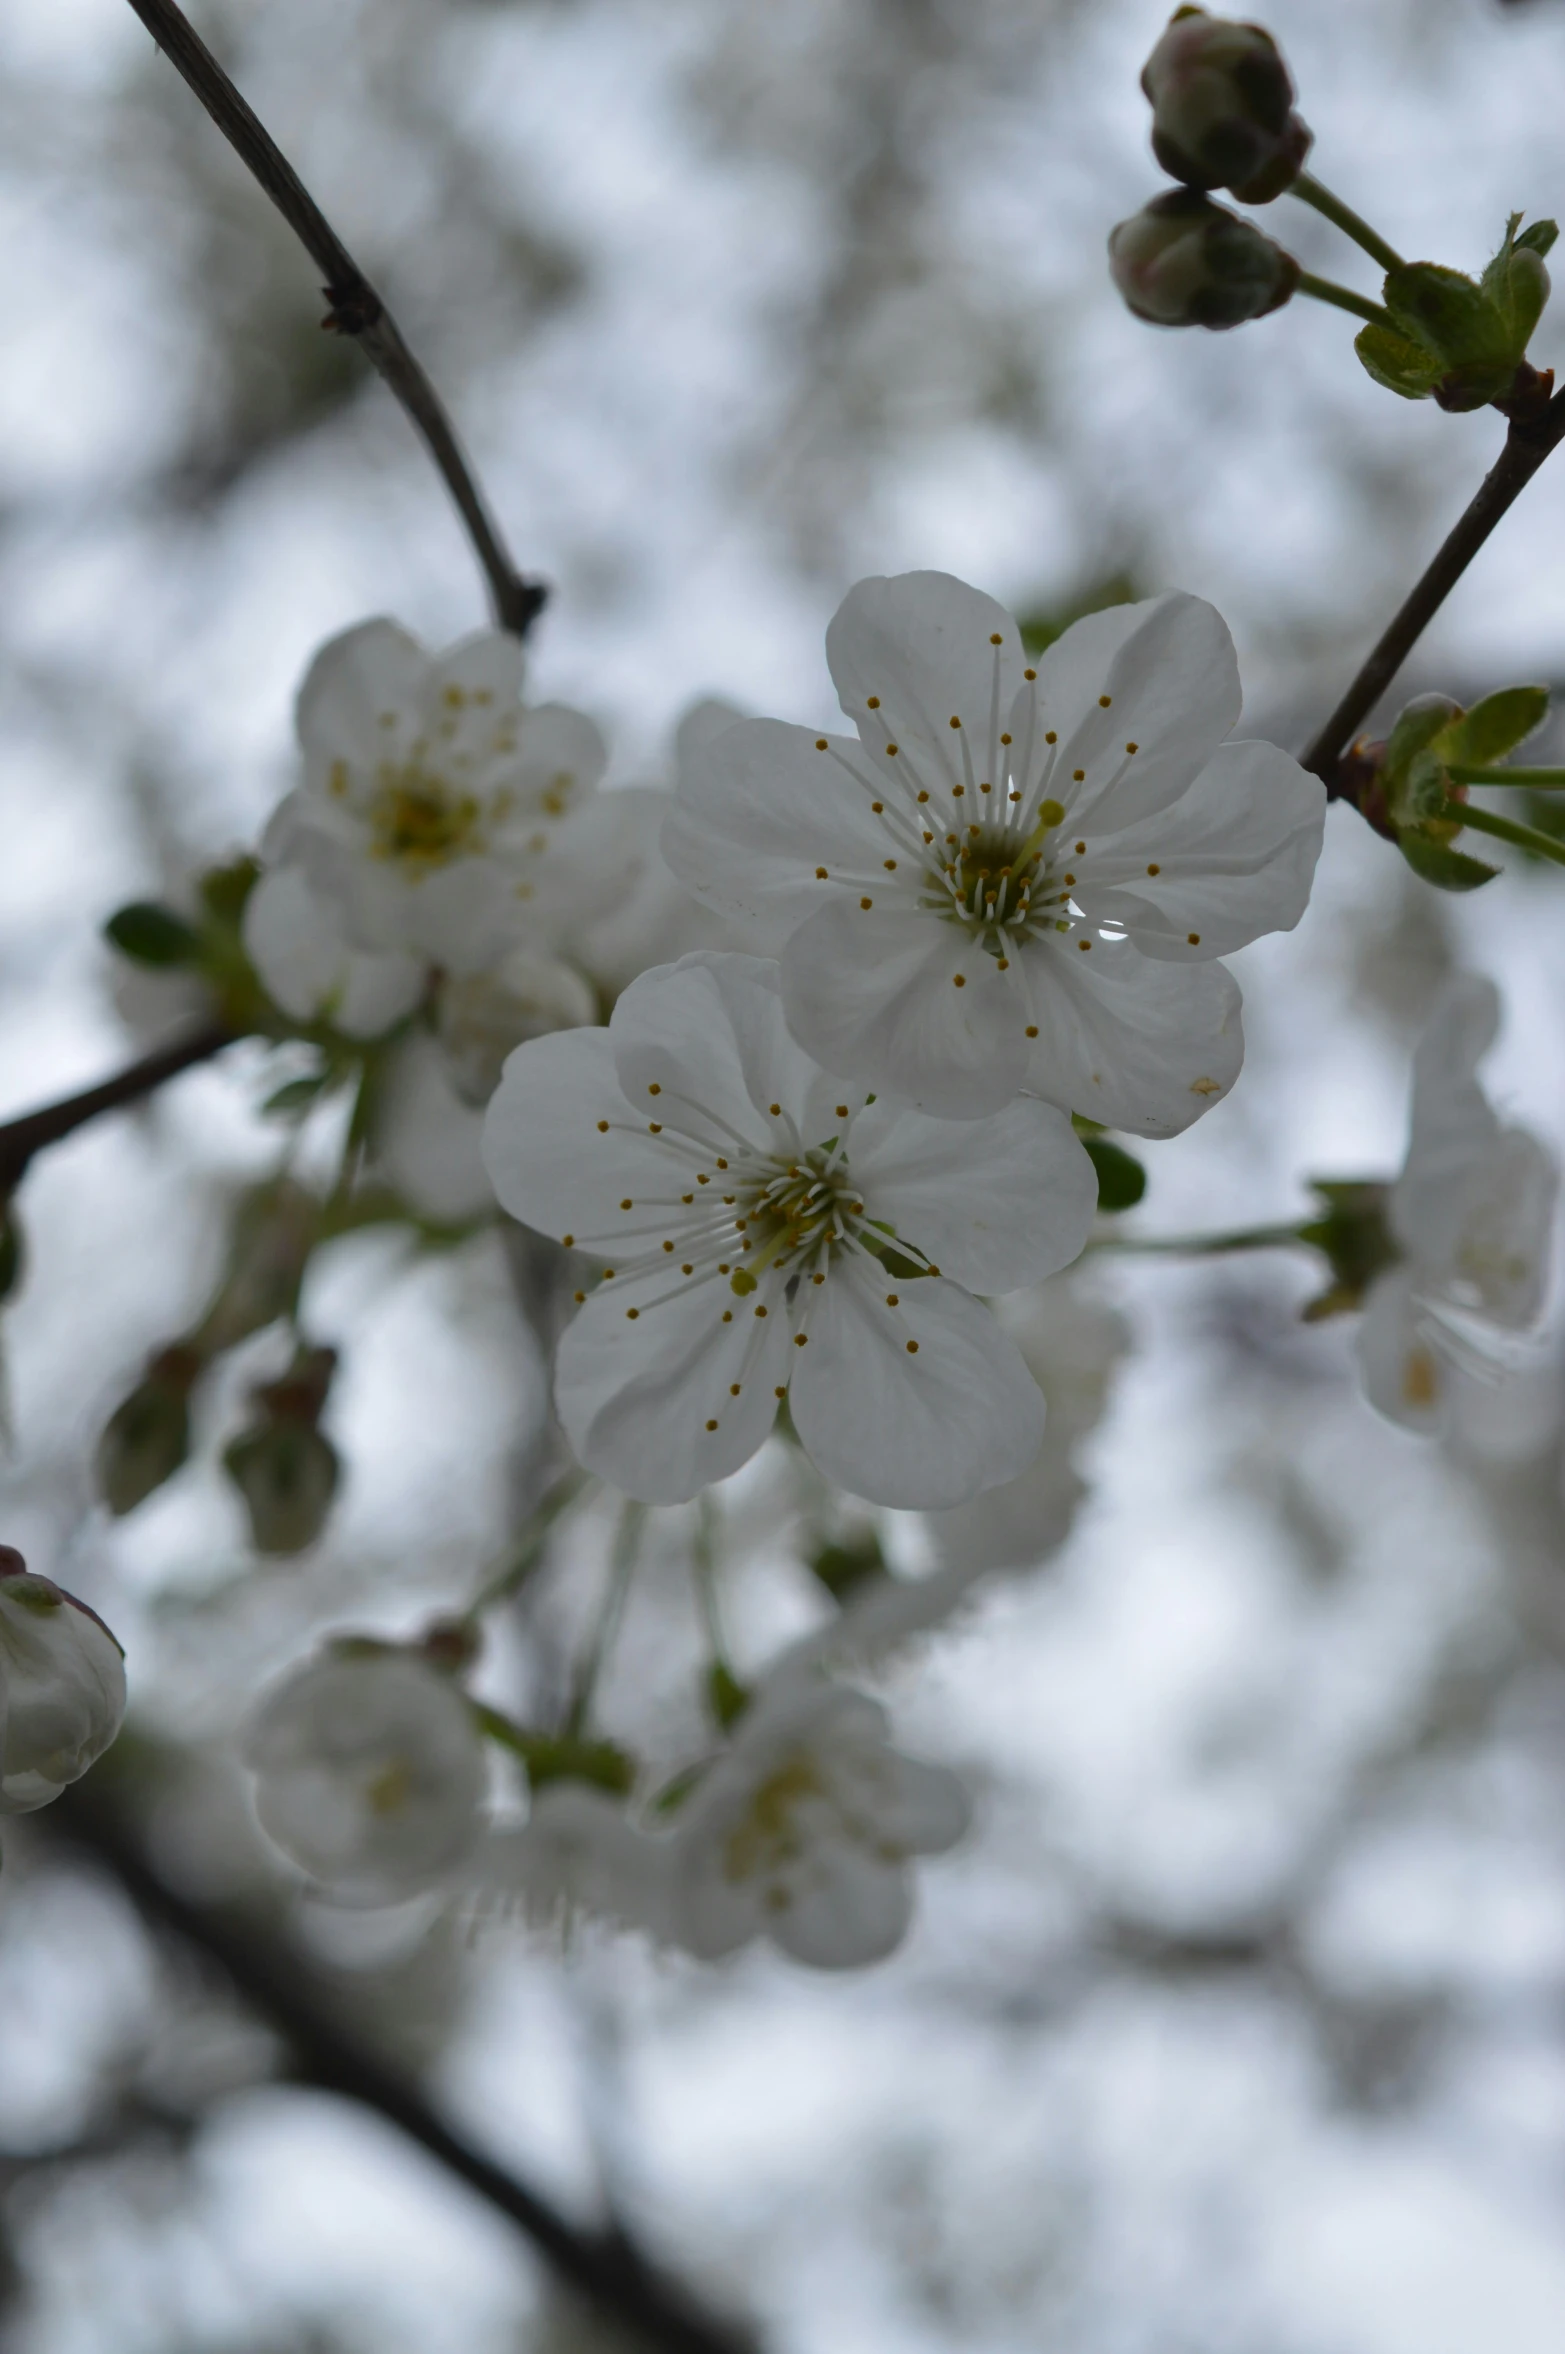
[104, 902, 202, 968]
[1433, 684, 1549, 767]
[1481, 213, 1552, 350]
[1397, 829, 1500, 892]
[1384, 695, 1462, 774]
[1516, 218, 1558, 260]
[1353, 321, 1444, 401]
[259, 1074, 331, 1121]
[1082, 1136, 1147, 1213]
[1383, 261, 1512, 368]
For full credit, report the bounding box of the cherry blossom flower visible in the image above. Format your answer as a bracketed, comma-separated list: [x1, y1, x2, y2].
[0, 1547, 126, 1814]
[481, 951, 1099, 1508]
[473, 1783, 674, 1938]
[1359, 974, 1556, 1434]
[668, 1683, 970, 1969]
[259, 618, 626, 977]
[245, 1648, 486, 1900]
[243, 864, 425, 1040]
[664, 572, 1325, 1129]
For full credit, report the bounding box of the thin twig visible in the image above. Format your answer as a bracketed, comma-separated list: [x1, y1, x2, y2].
[49, 1784, 754, 2354]
[1302, 385, 1565, 796]
[120, 0, 547, 638]
[0, 1024, 233, 1195]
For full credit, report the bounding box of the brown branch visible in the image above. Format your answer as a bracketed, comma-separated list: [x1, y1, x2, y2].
[1303, 383, 1565, 795]
[50, 1785, 755, 2354]
[120, 0, 547, 639]
[0, 1024, 233, 1196]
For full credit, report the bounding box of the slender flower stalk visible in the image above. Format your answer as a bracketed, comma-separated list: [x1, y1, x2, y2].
[460, 1469, 594, 1625]
[565, 1500, 647, 1737]
[1088, 1220, 1311, 1256]
[1288, 172, 1405, 272]
[1295, 273, 1396, 330]
[1440, 799, 1565, 869]
[1444, 765, 1565, 788]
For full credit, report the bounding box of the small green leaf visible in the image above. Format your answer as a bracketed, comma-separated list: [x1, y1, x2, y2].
[1082, 1136, 1147, 1213]
[1397, 830, 1500, 892]
[809, 1532, 885, 1601]
[104, 903, 202, 968]
[1433, 684, 1549, 767]
[260, 1074, 331, 1121]
[1353, 321, 1444, 401]
[1383, 261, 1511, 369]
[1384, 696, 1462, 774]
[1515, 218, 1558, 260]
[1482, 213, 1553, 350]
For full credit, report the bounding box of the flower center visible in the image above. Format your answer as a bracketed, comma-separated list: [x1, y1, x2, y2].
[732, 1145, 861, 1290]
[922, 804, 1076, 956]
[723, 1752, 824, 1883]
[367, 767, 485, 872]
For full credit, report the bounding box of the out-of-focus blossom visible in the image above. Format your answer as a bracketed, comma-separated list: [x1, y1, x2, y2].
[435, 949, 598, 1105]
[929, 1271, 1133, 1572]
[0, 1548, 126, 1814]
[473, 1782, 674, 1937]
[259, 619, 628, 975]
[669, 1683, 970, 1969]
[665, 573, 1323, 1129]
[1359, 974, 1556, 1433]
[242, 864, 425, 1040]
[245, 1648, 486, 1900]
[482, 951, 1096, 1508]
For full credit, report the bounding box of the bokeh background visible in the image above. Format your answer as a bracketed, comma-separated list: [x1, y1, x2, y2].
[4, 0, 1565, 2347]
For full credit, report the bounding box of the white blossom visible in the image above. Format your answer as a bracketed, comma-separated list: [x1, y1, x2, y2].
[472, 1783, 674, 1938]
[669, 1684, 970, 1969]
[243, 863, 425, 1039]
[1359, 974, 1556, 1434]
[436, 949, 599, 1105]
[244, 1648, 487, 1900]
[0, 1549, 126, 1815]
[928, 1270, 1132, 1573]
[665, 571, 1324, 1128]
[259, 618, 626, 977]
[481, 951, 1099, 1509]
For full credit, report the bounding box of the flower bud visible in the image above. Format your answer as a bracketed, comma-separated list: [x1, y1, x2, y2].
[0, 1547, 126, 1812]
[96, 1344, 202, 1516]
[1109, 190, 1298, 329]
[244, 1648, 486, 1899]
[1141, 8, 1311, 203]
[222, 1347, 340, 1556]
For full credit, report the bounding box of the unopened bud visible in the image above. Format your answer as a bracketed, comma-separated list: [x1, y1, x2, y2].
[96, 1344, 202, 1516]
[1142, 7, 1311, 203]
[1110, 190, 1298, 329]
[0, 1547, 126, 1812]
[222, 1346, 340, 1556]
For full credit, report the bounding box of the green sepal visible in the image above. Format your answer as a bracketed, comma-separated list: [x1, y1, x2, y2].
[104, 902, 203, 968]
[1396, 829, 1500, 892]
[1082, 1136, 1147, 1213]
[1353, 321, 1444, 401]
[707, 1661, 750, 1730]
[1296, 1179, 1398, 1315]
[1431, 684, 1549, 768]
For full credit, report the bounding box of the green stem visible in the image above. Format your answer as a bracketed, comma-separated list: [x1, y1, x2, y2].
[690, 1494, 732, 1676]
[565, 1499, 645, 1738]
[1295, 272, 1395, 331]
[1440, 797, 1565, 870]
[1445, 764, 1565, 789]
[461, 1467, 593, 1625]
[1289, 171, 1405, 273]
[1089, 1221, 1311, 1258]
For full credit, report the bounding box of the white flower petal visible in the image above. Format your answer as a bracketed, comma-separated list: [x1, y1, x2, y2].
[1027, 593, 1241, 835]
[827, 571, 1024, 775]
[849, 1096, 1096, 1291]
[1021, 941, 1243, 1135]
[663, 717, 896, 923]
[790, 1263, 1045, 1508]
[1358, 1268, 1449, 1435]
[1081, 738, 1326, 960]
[482, 1026, 680, 1244]
[375, 1035, 493, 1223]
[241, 867, 424, 1039]
[398, 857, 520, 974]
[555, 1265, 793, 1504]
[772, 1848, 915, 1969]
[611, 952, 817, 1146]
[782, 901, 1028, 1118]
[295, 618, 427, 799]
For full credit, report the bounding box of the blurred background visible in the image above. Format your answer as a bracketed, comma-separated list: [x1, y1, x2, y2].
[4, 0, 1565, 2346]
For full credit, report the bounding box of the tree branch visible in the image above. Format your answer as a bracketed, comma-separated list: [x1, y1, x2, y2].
[1303, 384, 1565, 795]
[0, 1024, 234, 1196]
[120, 0, 547, 639]
[50, 1785, 754, 2354]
